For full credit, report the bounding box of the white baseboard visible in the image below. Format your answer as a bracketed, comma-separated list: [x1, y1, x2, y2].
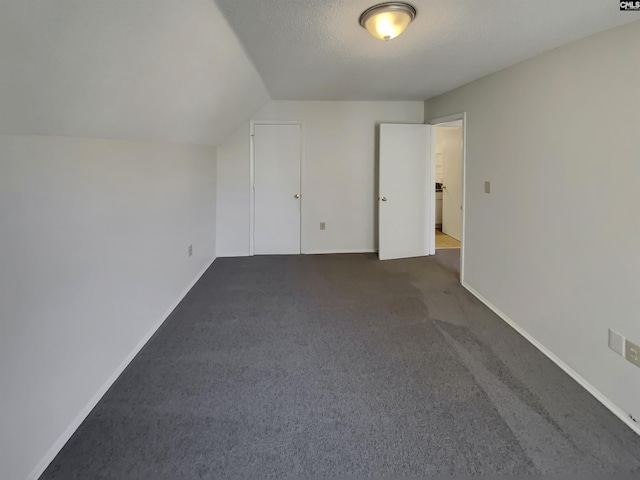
[303, 249, 377, 255]
[220, 250, 377, 257]
[28, 256, 218, 480]
[461, 280, 640, 437]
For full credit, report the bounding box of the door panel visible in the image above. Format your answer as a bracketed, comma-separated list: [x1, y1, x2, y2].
[254, 124, 301, 255]
[441, 128, 463, 241]
[378, 124, 432, 260]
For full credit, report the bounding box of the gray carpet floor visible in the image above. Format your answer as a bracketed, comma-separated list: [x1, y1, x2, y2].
[41, 251, 640, 479]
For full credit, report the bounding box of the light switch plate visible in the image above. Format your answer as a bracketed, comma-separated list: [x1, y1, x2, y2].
[609, 329, 625, 356]
[484, 181, 491, 194]
[625, 339, 640, 368]
[320, 222, 326, 230]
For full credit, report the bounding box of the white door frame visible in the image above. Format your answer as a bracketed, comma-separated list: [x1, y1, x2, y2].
[430, 112, 467, 283]
[249, 121, 305, 256]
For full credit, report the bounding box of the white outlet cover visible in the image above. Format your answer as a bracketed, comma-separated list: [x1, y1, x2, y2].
[626, 339, 640, 368]
[608, 329, 625, 356]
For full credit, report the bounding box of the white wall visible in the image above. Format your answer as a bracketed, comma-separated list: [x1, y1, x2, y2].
[435, 135, 444, 185]
[0, 135, 217, 480]
[216, 124, 252, 256]
[425, 21, 640, 433]
[216, 101, 424, 256]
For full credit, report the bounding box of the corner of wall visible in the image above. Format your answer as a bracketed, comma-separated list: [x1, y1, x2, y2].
[423, 99, 432, 124]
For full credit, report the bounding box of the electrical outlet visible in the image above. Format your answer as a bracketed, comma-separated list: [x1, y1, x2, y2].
[484, 181, 491, 194]
[608, 329, 625, 356]
[625, 339, 640, 368]
[320, 222, 326, 230]
[188, 245, 193, 257]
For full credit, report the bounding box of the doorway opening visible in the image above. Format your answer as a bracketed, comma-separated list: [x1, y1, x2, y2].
[431, 114, 465, 279]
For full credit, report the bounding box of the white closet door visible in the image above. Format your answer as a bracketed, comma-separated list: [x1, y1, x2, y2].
[378, 124, 433, 260]
[254, 124, 301, 255]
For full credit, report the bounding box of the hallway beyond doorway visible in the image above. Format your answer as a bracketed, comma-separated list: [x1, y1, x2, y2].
[436, 227, 460, 249]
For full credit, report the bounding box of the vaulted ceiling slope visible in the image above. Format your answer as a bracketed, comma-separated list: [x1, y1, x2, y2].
[0, 0, 269, 145]
[215, 0, 637, 101]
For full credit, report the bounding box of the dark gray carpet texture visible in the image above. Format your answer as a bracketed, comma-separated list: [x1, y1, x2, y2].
[41, 251, 640, 479]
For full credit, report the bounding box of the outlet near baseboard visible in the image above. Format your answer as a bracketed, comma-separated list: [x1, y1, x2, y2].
[609, 329, 640, 369]
[626, 339, 640, 368]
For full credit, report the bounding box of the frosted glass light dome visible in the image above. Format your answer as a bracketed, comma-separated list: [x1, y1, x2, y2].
[359, 2, 417, 41]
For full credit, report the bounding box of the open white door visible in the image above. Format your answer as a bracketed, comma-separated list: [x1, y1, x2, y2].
[378, 124, 433, 261]
[441, 127, 463, 241]
[254, 124, 301, 255]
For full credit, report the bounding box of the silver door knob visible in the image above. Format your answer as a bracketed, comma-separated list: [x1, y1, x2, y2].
[380, 197, 387, 202]
[294, 194, 300, 199]
[441, 185, 447, 189]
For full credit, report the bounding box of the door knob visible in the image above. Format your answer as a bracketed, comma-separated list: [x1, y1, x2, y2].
[294, 194, 300, 199]
[380, 197, 387, 202]
[441, 185, 447, 189]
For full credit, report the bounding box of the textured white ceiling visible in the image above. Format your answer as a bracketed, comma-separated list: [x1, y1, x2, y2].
[215, 0, 638, 101]
[0, 0, 269, 145]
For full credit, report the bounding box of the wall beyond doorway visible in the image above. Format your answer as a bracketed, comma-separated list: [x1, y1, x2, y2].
[435, 125, 463, 242]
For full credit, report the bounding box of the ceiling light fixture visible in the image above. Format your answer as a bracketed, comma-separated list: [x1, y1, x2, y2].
[359, 2, 417, 41]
